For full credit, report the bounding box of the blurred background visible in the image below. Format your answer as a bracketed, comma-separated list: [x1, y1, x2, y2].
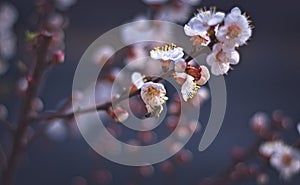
[0, 0, 300, 185]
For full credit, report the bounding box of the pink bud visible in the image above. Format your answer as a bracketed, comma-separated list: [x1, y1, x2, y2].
[51, 50, 65, 64]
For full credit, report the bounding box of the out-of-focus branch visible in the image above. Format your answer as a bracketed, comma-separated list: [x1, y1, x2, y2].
[1, 33, 52, 185]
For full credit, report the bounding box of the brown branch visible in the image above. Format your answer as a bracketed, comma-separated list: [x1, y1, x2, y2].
[1, 33, 52, 185]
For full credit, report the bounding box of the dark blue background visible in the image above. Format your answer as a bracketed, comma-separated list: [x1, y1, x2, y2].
[1, 0, 300, 184]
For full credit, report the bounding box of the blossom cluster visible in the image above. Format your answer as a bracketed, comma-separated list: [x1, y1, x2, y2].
[184, 7, 252, 75]
[0, 2, 18, 75]
[260, 140, 300, 180]
[131, 43, 210, 117]
[124, 6, 253, 117]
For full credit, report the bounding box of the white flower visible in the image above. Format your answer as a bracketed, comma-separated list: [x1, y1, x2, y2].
[216, 7, 252, 47]
[141, 82, 168, 117]
[206, 43, 240, 75]
[260, 141, 300, 180]
[184, 8, 225, 46]
[174, 58, 187, 72]
[181, 74, 199, 101]
[150, 44, 184, 61]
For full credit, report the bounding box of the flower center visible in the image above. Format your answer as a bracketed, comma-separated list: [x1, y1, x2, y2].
[281, 153, 293, 167]
[144, 85, 161, 99]
[216, 50, 229, 63]
[226, 23, 242, 39]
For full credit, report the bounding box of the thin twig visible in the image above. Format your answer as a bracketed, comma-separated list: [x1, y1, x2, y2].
[31, 75, 166, 122]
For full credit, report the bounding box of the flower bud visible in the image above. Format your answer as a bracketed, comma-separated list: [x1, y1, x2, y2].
[185, 65, 201, 81]
[51, 50, 65, 64]
[196, 65, 210, 85]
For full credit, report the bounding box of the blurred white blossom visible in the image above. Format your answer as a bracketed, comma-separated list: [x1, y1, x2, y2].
[121, 17, 156, 44]
[260, 141, 300, 180]
[216, 7, 252, 47]
[0, 2, 18, 29]
[55, 0, 77, 11]
[121, 17, 173, 45]
[206, 43, 239, 75]
[0, 2, 18, 75]
[250, 112, 269, 132]
[156, 2, 191, 23]
[125, 45, 148, 70]
[142, 0, 168, 5]
[92, 45, 115, 66]
[179, 0, 202, 5]
[46, 120, 67, 141]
